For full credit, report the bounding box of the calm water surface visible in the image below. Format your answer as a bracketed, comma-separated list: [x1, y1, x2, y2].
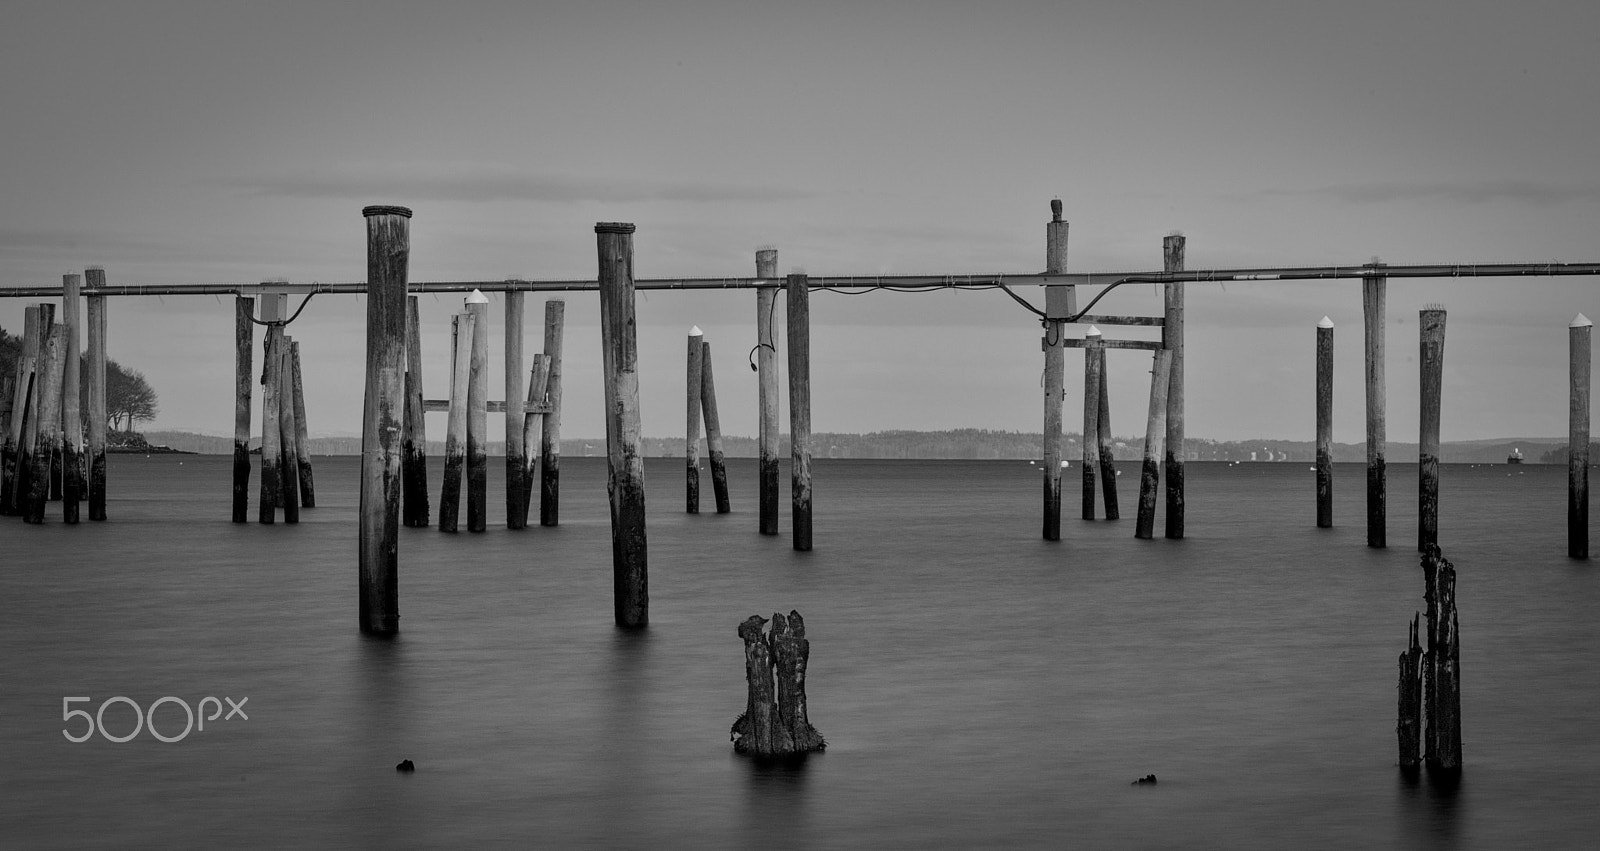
[2, 455, 1596, 848]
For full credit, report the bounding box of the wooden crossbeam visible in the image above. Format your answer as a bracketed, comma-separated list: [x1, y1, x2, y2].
[424, 399, 553, 414]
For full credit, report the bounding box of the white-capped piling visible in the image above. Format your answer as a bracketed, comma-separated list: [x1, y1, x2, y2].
[466, 289, 489, 533]
[358, 204, 411, 636]
[597, 222, 648, 627]
[1570, 313, 1591, 559]
[1316, 316, 1334, 528]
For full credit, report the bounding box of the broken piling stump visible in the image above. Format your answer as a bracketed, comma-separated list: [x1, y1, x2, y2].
[1396, 612, 1423, 775]
[731, 611, 825, 757]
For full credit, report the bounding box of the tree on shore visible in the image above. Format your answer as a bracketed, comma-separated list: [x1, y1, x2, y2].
[102, 360, 159, 432]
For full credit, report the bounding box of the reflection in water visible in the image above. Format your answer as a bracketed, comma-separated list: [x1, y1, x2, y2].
[1396, 770, 1462, 848]
[740, 750, 815, 843]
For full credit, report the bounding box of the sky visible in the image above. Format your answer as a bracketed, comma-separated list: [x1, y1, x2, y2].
[3, 0, 1598, 445]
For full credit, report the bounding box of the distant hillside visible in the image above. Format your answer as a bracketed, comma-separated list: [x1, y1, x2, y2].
[140, 429, 1565, 463]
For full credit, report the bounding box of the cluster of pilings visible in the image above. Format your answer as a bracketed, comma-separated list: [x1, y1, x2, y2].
[234, 293, 318, 524]
[1397, 544, 1463, 780]
[731, 611, 825, 758]
[1, 272, 108, 524]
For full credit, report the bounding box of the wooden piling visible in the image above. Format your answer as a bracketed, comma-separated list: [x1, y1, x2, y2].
[9, 306, 42, 514]
[1043, 200, 1069, 541]
[258, 322, 284, 525]
[1316, 317, 1334, 528]
[1136, 349, 1172, 539]
[787, 273, 813, 552]
[24, 323, 65, 523]
[686, 326, 704, 514]
[0, 371, 12, 508]
[439, 312, 473, 533]
[597, 222, 648, 626]
[358, 205, 411, 636]
[61, 274, 83, 522]
[756, 249, 781, 536]
[701, 339, 731, 513]
[1570, 314, 1591, 559]
[540, 299, 565, 527]
[466, 290, 489, 533]
[1421, 544, 1462, 778]
[1397, 612, 1424, 773]
[519, 353, 552, 527]
[1363, 265, 1387, 548]
[731, 611, 825, 757]
[1096, 345, 1118, 520]
[277, 339, 300, 525]
[85, 273, 107, 521]
[1163, 235, 1186, 539]
[232, 296, 254, 523]
[1082, 327, 1102, 520]
[402, 295, 429, 527]
[1418, 307, 1446, 552]
[0, 357, 22, 515]
[504, 290, 527, 529]
[287, 340, 314, 507]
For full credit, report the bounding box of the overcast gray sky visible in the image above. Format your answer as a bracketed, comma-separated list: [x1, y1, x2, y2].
[3, 0, 1597, 443]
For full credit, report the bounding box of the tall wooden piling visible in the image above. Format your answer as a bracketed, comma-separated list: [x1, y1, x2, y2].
[439, 312, 473, 533]
[402, 296, 429, 527]
[756, 248, 781, 536]
[1096, 345, 1118, 520]
[0, 358, 23, 515]
[686, 326, 704, 514]
[504, 290, 527, 529]
[540, 299, 565, 527]
[358, 205, 411, 636]
[24, 324, 65, 523]
[1418, 307, 1446, 552]
[1136, 349, 1173, 539]
[276, 339, 300, 525]
[1316, 317, 1334, 528]
[1082, 327, 1102, 520]
[289, 340, 314, 508]
[258, 320, 284, 525]
[1163, 235, 1186, 539]
[787, 272, 813, 552]
[1043, 200, 1069, 541]
[1421, 544, 1462, 778]
[60, 274, 83, 522]
[519, 353, 552, 526]
[1570, 314, 1591, 559]
[1363, 265, 1387, 548]
[85, 272, 107, 521]
[598, 222, 648, 626]
[466, 290, 489, 533]
[701, 339, 731, 514]
[8, 306, 42, 514]
[232, 296, 254, 522]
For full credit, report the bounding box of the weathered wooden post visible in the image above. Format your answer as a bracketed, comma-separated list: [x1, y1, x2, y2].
[1316, 316, 1334, 528]
[1363, 263, 1387, 548]
[1421, 544, 1462, 778]
[1418, 306, 1446, 552]
[402, 295, 429, 527]
[289, 340, 314, 507]
[84, 273, 107, 521]
[540, 299, 565, 527]
[1396, 612, 1424, 774]
[0, 358, 22, 515]
[597, 222, 648, 627]
[1570, 314, 1591, 559]
[519, 353, 552, 526]
[1082, 326, 1102, 520]
[1136, 349, 1172, 539]
[61, 274, 83, 522]
[730, 611, 825, 757]
[756, 248, 781, 536]
[701, 339, 731, 514]
[276, 339, 301, 525]
[787, 272, 813, 551]
[466, 290, 489, 533]
[1043, 200, 1070, 541]
[1163, 235, 1186, 539]
[504, 290, 527, 529]
[686, 326, 704, 513]
[439, 312, 473, 533]
[1096, 345, 1118, 520]
[24, 323, 65, 523]
[358, 205, 411, 636]
[258, 299, 285, 525]
[232, 296, 254, 522]
[12, 306, 46, 514]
